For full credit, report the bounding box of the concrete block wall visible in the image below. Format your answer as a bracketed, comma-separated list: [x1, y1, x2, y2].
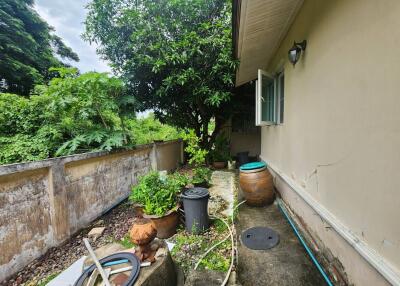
[0, 140, 183, 281]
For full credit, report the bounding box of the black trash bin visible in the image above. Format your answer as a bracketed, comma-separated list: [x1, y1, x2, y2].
[181, 187, 210, 234]
[237, 151, 250, 167]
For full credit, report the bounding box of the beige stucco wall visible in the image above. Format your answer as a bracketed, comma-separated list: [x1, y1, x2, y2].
[0, 140, 182, 281]
[260, 0, 400, 284]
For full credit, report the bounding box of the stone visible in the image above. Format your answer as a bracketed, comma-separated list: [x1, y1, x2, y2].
[87, 227, 106, 241]
[136, 240, 177, 286]
[184, 270, 225, 286]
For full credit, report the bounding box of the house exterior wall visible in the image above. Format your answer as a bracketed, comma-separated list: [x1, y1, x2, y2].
[0, 140, 182, 281]
[259, 0, 400, 285]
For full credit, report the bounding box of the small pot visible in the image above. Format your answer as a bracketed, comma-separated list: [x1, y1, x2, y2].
[212, 161, 227, 169]
[143, 208, 179, 239]
[193, 181, 210, 188]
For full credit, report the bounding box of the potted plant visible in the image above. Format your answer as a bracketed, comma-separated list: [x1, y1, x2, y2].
[130, 171, 188, 238]
[191, 166, 212, 188]
[210, 134, 231, 169]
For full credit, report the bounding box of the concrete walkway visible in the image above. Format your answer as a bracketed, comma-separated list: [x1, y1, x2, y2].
[236, 202, 326, 286]
[208, 170, 236, 217]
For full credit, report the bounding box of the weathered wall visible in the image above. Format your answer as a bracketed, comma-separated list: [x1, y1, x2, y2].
[0, 140, 182, 281]
[259, 0, 400, 285]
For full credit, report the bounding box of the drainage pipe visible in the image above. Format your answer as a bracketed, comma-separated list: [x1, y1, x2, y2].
[277, 199, 334, 286]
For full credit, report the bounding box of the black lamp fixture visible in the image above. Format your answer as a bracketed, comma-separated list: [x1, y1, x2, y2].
[288, 40, 307, 66]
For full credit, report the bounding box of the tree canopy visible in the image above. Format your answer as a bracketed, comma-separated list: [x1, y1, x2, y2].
[0, 0, 79, 95]
[0, 68, 130, 163]
[84, 0, 238, 148]
[0, 68, 181, 164]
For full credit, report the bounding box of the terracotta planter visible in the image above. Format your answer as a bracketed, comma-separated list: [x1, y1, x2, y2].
[239, 166, 275, 206]
[212, 161, 227, 169]
[129, 218, 157, 261]
[143, 208, 179, 239]
[193, 181, 210, 188]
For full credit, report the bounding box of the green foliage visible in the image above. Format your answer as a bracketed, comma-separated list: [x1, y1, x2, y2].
[0, 68, 133, 164]
[197, 241, 230, 272]
[182, 130, 208, 166]
[118, 233, 136, 249]
[210, 134, 231, 162]
[192, 167, 212, 186]
[37, 272, 59, 286]
[127, 113, 180, 145]
[0, 0, 79, 95]
[84, 0, 238, 148]
[129, 171, 188, 216]
[212, 219, 228, 234]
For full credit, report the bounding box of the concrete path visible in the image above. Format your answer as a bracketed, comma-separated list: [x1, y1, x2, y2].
[236, 202, 326, 286]
[208, 170, 236, 217]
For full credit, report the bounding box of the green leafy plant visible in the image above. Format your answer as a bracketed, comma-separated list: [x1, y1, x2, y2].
[192, 167, 212, 187]
[130, 171, 188, 216]
[210, 134, 231, 162]
[85, 0, 239, 149]
[0, 0, 79, 96]
[182, 130, 208, 166]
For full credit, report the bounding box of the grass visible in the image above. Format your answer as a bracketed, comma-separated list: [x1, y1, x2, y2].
[170, 220, 231, 274]
[117, 233, 136, 249]
[197, 240, 231, 272]
[37, 272, 59, 286]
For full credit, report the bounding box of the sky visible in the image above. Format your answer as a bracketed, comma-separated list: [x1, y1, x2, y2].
[34, 0, 111, 73]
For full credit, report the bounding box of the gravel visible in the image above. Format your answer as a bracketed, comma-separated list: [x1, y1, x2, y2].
[1, 201, 139, 286]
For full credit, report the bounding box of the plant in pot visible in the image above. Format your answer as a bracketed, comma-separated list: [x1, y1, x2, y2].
[210, 134, 231, 169]
[191, 166, 212, 188]
[130, 171, 188, 238]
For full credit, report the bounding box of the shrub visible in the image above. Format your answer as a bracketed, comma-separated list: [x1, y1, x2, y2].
[210, 134, 231, 162]
[192, 167, 212, 186]
[130, 171, 188, 216]
[182, 130, 208, 166]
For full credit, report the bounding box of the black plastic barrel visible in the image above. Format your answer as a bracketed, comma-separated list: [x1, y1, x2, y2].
[181, 187, 210, 234]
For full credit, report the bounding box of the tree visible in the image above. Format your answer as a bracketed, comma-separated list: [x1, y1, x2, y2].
[0, 0, 79, 95]
[84, 0, 238, 149]
[0, 68, 134, 164]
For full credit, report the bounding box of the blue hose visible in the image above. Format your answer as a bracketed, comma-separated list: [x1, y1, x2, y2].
[277, 199, 334, 286]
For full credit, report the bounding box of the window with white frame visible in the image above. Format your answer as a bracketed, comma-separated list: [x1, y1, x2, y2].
[255, 69, 284, 126]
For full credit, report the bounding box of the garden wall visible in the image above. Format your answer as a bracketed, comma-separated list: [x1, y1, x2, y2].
[0, 140, 183, 281]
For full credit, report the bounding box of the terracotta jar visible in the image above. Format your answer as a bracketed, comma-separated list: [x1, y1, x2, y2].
[212, 161, 227, 169]
[143, 208, 179, 239]
[129, 218, 157, 261]
[239, 162, 274, 206]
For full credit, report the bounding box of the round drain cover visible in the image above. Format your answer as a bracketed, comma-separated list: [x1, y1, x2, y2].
[241, 227, 280, 250]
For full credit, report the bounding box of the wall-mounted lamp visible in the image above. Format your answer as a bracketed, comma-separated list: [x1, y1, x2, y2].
[288, 40, 307, 66]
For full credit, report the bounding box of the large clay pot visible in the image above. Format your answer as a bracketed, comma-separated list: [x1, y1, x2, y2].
[239, 165, 274, 206]
[143, 209, 179, 239]
[212, 161, 227, 169]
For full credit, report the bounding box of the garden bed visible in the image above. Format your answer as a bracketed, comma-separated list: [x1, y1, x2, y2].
[2, 169, 237, 286]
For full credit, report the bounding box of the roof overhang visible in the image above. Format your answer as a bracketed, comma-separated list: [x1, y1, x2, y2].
[233, 0, 304, 86]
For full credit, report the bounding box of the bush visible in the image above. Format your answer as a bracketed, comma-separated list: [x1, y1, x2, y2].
[126, 113, 180, 145]
[130, 171, 188, 216]
[210, 134, 231, 162]
[192, 167, 212, 186]
[182, 130, 208, 166]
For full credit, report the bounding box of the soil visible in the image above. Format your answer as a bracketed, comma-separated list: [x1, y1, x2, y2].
[1, 201, 139, 286]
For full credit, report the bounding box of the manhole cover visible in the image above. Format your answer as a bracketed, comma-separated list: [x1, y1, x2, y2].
[241, 227, 280, 250]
